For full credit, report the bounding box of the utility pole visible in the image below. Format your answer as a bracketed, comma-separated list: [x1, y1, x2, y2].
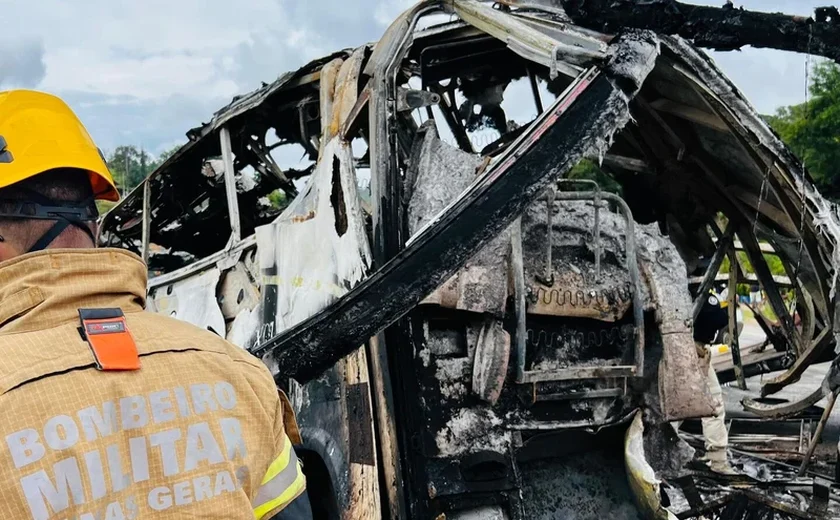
[140, 144, 147, 182]
[123, 150, 128, 198]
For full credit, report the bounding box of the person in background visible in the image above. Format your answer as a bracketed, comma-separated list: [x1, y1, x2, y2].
[693, 289, 737, 474]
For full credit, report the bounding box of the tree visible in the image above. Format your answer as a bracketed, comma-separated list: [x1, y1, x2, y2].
[105, 143, 184, 195]
[157, 144, 181, 165]
[765, 61, 840, 198]
[96, 144, 185, 216]
[267, 189, 290, 210]
[107, 145, 154, 195]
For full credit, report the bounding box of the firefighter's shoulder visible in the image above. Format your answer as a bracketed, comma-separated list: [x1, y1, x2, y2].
[125, 311, 278, 391]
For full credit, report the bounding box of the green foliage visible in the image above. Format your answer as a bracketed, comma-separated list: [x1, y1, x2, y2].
[764, 254, 786, 277]
[720, 250, 786, 277]
[107, 145, 153, 195]
[105, 144, 183, 195]
[95, 200, 117, 215]
[267, 189, 290, 211]
[158, 145, 180, 164]
[567, 159, 622, 194]
[765, 61, 840, 197]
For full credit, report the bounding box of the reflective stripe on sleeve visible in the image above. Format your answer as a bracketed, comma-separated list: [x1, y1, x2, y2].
[253, 435, 307, 519]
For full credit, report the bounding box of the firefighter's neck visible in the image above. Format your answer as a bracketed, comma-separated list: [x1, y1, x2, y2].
[0, 225, 95, 263]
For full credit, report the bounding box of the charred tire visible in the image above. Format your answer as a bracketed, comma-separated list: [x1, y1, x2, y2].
[297, 427, 346, 520]
[297, 448, 341, 520]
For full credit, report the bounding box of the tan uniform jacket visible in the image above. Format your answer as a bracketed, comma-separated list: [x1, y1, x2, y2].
[0, 249, 305, 519]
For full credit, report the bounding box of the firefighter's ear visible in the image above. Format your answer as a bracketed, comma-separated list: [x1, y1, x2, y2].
[0, 243, 12, 263]
[0, 233, 24, 263]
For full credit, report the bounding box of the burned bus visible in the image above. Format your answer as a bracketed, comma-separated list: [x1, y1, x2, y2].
[99, 2, 840, 518]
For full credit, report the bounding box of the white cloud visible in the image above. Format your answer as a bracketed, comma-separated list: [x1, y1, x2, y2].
[42, 50, 233, 100]
[705, 48, 822, 114]
[0, 36, 46, 89]
[374, 0, 416, 26]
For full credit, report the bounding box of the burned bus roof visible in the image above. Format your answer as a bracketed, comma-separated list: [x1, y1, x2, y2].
[99, 48, 357, 260]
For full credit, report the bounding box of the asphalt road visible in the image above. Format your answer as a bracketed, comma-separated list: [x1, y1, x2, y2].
[721, 360, 840, 455]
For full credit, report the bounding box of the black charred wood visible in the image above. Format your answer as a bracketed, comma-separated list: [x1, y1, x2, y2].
[560, 0, 840, 63]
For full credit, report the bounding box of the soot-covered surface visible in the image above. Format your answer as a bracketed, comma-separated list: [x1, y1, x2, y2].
[521, 448, 644, 520]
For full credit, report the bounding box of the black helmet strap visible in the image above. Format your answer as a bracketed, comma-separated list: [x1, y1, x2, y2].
[27, 218, 95, 253]
[0, 189, 98, 253]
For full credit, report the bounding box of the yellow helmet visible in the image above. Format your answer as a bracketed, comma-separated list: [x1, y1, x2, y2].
[0, 90, 119, 202]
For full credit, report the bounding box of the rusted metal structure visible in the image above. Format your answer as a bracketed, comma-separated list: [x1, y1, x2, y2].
[100, 1, 840, 518]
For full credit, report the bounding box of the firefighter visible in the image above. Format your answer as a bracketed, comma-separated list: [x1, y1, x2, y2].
[693, 289, 737, 474]
[0, 90, 312, 519]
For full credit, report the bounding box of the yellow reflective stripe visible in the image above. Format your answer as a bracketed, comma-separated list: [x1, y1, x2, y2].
[261, 435, 291, 485]
[253, 463, 306, 519]
[253, 434, 307, 519]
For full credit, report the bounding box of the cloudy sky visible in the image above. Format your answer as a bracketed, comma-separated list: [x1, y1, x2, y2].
[0, 0, 829, 157]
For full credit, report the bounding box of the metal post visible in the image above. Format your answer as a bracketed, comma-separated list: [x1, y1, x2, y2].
[539, 187, 556, 286]
[692, 223, 734, 320]
[593, 187, 601, 281]
[141, 180, 151, 264]
[123, 152, 128, 197]
[260, 261, 278, 345]
[738, 226, 800, 353]
[835, 439, 840, 482]
[728, 249, 747, 390]
[798, 388, 839, 477]
[527, 67, 544, 114]
[512, 218, 527, 384]
[219, 126, 242, 244]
